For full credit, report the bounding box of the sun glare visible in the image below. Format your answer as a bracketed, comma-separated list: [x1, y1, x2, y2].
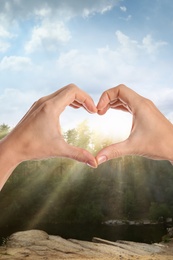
[26, 162, 88, 229]
[61, 107, 132, 142]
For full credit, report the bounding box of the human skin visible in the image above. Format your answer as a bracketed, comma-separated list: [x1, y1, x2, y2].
[0, 84, 97, 191]
[96, 84, 173, 165]
[1, 84, 173, 191]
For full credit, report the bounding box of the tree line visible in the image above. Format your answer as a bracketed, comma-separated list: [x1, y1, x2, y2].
[0, 122, 173, 229]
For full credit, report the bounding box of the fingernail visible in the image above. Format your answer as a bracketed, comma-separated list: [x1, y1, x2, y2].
[87, 160, 97, 168]
[97, 155, 107, 165]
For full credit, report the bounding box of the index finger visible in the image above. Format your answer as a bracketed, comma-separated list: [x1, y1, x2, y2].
[53, 84, 97, 114]
[97, 84, 142, 114]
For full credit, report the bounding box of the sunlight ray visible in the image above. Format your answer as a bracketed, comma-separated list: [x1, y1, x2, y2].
[26, 162, 89, 229]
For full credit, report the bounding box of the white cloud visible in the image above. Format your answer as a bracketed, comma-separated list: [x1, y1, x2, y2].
[34, 7, 52, 18]
[116, 30, 137, 48]
[149, 88, 173, 123]
[0, 31, 170, 127]
[155, 89, 173, 112]
[0, 56, 32, 71]
[0, 41, 10, 52]
[0, 25, 14, 53]
[0, 88, 42, 126]
[83, 4, 113, 17]
[142, 34, 167, 54]
[0, 0, 171, 130]
[0, 0, 120, 21]
[0, 25, 12, 38]
[115, 30, 139, 61]
[120, 6, 127, 12]
[0, 0, 120, 54]
[55, 47, 138, 92]
[119, 6, 131, 21]
[100, 5, 113, 14]
[55, 30, 168, 96]
[25, 20, 71, 53]
[116, 31, 168, 58]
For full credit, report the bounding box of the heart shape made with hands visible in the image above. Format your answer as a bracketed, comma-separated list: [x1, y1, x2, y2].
[58, 84, 140, 166]
[61, 105, 132, 157]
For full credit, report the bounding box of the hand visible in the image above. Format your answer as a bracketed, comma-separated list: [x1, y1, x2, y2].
[6, 84, 97, 166]
[0, 84, 97, 190]
[96, 84, 173, 165]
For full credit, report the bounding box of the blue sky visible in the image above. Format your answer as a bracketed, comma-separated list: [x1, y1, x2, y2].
[0, 0, 173, 138]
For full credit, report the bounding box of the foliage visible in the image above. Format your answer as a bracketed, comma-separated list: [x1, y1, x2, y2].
[0, 124, 10, 139]
[149, 202, 171, 221]
[0, 121, 173, 230]
[162, 234, 171, 243]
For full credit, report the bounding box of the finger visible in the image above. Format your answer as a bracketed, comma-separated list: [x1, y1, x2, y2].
[60, 142, 97, 168]
[96, 139, 133, 165]
[70, 99, 96, 113]
[69, 104, 80, 109]
[111, 104, 131, 113]
[112, 105, 130, 113]
[52, 84, 97, 114]
[97, 104, 110, 115]
[97, 84, 141, 114]
[97, 102, 130, 115]
[21, 84, 97, 123]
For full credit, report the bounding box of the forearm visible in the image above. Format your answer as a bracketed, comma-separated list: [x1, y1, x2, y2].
[0, 165, 17, 191]
[160, 120, 173, 162]
[0, 138, 20, 191]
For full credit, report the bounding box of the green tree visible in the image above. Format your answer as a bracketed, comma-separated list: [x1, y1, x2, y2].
[76, 120, 91, 150]
[0, 123, 10, 139]
[0, 124, 10, 132]
[149, 202, 171, 221]
[122, 189, 137, 219]
[64, 128, 78, 146]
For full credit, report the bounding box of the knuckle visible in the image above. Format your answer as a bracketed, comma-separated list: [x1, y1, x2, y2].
[38, 97, 46, 104]
[40, 100, 53, 114]
[117, 84, 127, 91]
[118, 84, 126, 89]
[35, 97, 46, 107]
[139, 96, 153, 108]
[74, 149, 87, 162]
[144, 97, 154, 106]
[108, 145, 122, 159]
[67, 83, 78, 91]
[112, 150, 121, 159]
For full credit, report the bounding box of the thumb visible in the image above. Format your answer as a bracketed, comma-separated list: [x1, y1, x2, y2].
[61, 142, 97, 168]
[96, 139, 132, 165]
